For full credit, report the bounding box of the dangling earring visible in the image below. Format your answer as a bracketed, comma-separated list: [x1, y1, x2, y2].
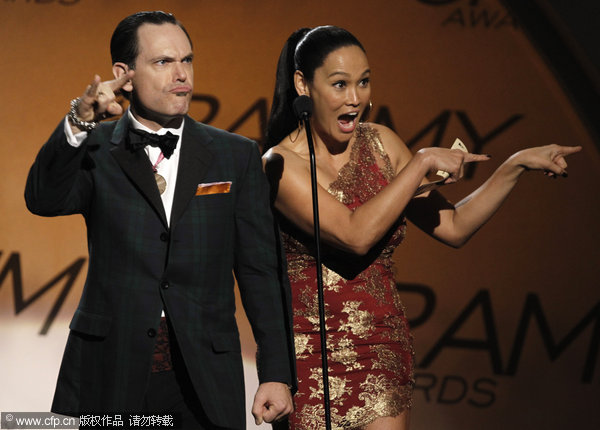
[360, 100, 373, 122]
[289, 121, 302, 142]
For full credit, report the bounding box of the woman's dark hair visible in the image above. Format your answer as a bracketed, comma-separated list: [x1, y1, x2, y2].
[264, 26, 365, 153]
[110, 11, 193, 68]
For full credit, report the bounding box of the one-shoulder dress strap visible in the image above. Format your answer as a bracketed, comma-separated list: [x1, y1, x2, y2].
[328, 123, 396, 206]
[357, 123, 396, 183]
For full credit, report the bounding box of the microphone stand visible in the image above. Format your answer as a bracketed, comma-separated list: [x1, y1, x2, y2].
[300, 112, 332, 430]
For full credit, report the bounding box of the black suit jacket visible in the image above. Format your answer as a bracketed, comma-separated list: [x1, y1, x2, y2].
[25, 114, 295, 429]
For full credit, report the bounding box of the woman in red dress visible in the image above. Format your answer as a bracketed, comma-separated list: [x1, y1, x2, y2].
[262, 26, 580, 429]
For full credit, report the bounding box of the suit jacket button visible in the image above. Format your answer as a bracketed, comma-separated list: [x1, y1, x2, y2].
[160, 232, 169, 242]
[161, 281, 169, 290]
[147, 328, 156, 337]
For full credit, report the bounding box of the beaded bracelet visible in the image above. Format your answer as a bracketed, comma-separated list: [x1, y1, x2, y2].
[68, 98, 98, 132]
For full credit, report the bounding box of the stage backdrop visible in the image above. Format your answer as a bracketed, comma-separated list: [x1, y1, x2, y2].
[1, 1, 599, 429]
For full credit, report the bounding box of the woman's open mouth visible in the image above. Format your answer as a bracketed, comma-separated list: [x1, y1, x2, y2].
[337, 112, 358, 133]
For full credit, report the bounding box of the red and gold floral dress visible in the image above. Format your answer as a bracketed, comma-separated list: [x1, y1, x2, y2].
[281, 124, 414, 429]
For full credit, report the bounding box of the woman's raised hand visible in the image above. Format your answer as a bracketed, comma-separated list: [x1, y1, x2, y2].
[416, 146, 491, 184]
[507, 144, 582, 177]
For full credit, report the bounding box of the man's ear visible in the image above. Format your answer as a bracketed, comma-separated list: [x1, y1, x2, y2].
[294, 71, 310, 97]
[112, 62, 133, 92]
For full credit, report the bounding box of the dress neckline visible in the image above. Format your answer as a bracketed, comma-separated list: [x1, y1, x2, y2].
[328, 123, 395, 202]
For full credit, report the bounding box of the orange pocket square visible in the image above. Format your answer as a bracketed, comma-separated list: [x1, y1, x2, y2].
[195, 181, 232, 196]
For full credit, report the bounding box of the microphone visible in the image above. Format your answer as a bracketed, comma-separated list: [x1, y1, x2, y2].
[293, 95, 313, 121]
[292, 94, 331, 429]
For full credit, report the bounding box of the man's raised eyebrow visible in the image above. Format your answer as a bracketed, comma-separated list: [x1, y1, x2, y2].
[151, 52, 194, 62]
[150, 55, 174, 62]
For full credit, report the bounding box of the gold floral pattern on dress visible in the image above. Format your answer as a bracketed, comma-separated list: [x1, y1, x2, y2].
[360, 373, 413, 414]
[352, 268, 392, 306]
[296, 404, 345, 430]
[328, 334, 364, 371]
[308, 367, 351, 404]
[370, 344, 408, 376]
[339, 301, 375, 339]
[294, 333, 314, 359]
[366, 126, 395, 182]
[282, 232, 311, 284]
[381, 309, 412, 350]
[283, 231, 346, 292]
[340, 374, 412, 428]
[296, 285, 332, 331]
[328, 125, 396, 206]
[286, 259, 310, 283]
[298, 372, 412, 429]
[323, 265, 344, 292]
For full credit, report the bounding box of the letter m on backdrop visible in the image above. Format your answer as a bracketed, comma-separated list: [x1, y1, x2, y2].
[0, 251, 86, 335]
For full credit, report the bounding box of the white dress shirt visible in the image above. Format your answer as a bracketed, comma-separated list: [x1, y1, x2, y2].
[64, 109, 184, 226]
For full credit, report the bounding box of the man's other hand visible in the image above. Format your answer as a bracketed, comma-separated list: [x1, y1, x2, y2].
[251, 382, 293, 425]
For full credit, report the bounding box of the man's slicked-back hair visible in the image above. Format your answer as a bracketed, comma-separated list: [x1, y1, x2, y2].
[110, 11, 193, 68]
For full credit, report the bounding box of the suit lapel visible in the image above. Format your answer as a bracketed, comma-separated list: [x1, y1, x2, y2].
[170, 117, 214, 227]
[109, 115, 169, 227]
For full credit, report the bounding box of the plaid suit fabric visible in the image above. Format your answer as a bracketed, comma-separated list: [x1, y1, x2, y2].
[25, 115, 294, 429]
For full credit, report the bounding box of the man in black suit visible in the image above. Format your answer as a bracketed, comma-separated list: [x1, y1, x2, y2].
[25, 11, 294, 429]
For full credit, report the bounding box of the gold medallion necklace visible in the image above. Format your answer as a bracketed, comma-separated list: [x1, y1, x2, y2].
[153, 152, 167, 194]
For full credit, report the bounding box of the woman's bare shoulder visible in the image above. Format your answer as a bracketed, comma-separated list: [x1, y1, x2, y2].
[262, 141, 310, 185]
[263, 141, 304, 165]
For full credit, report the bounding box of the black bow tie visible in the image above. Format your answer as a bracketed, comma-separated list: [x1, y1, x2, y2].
[128, 128, 179, 159]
